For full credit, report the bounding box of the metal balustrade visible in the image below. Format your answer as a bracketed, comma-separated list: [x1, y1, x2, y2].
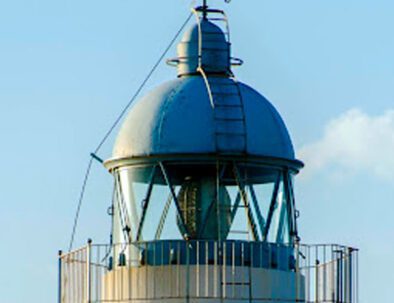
[59, 240, 358, 303]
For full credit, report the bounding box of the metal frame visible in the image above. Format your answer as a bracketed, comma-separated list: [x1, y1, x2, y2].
[233, 163, 259, 241]
[249, 185, 266, 238]
[283, 170, 295, 242]
[114, 171, 133, 243]
[110, 158, 301, 243]
[135, 166, 157, 241]
[263, 172, 281, 242]
[159, 162, 190, 239]
[283, 170, 299, 242]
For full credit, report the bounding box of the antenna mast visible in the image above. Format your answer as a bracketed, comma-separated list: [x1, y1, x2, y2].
[202, 0, 208, 20]
[200, 0, 231, 19]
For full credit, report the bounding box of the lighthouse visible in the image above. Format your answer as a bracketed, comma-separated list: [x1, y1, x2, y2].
[59, 2, 359, 303]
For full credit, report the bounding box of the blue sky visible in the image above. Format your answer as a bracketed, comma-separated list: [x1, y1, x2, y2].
[1, 0, 393, 302]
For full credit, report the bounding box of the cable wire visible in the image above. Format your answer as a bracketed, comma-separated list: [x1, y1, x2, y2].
[93, 12, 193, 154]
[67, 12, 193, 252]
[68, 158, 93, 251]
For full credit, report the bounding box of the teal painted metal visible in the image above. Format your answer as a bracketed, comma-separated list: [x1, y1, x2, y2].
[106, 8, 302, 245]
[110, 16, 298, 163]
[110, 77, 296, 161]
[176, 20, 230, 76]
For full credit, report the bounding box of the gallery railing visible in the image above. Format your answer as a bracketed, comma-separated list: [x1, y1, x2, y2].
[59, 240, 358, 303]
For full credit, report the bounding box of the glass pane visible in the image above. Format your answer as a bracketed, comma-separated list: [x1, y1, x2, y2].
[266, 179, 291, 244]
[222, 164, 249, 240]
[112, 161, 294, 245]
[248, 184, 270, 239]
[140, 170, 184, 240]
[154, 187, 184, 240]
[114, 165, 156, 243]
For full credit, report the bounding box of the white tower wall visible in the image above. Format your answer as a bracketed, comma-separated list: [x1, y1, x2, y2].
[102, 265, 305, 303]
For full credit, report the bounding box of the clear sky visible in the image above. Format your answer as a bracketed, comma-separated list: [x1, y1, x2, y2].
[1, 0, 393, 302]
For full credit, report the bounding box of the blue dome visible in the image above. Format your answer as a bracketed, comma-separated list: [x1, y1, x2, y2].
[110, 76, 296, 162]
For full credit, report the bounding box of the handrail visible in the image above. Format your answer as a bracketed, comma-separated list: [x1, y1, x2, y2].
[59, 240, 359, 303]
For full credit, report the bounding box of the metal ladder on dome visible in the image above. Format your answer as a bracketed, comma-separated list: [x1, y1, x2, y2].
[209, 78, 247, 153]
[192, 6, 247, 153]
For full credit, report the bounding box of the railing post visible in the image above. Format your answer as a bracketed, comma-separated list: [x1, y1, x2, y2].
[315, 259, 320, 303]
[86, 239, 92, 303]
[348, 248, 353, 303]
[186, 240, 190, 303]
[334, 249, 344, 303]
[58, 250, 62, 303]
[295, 242, 300, 302]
